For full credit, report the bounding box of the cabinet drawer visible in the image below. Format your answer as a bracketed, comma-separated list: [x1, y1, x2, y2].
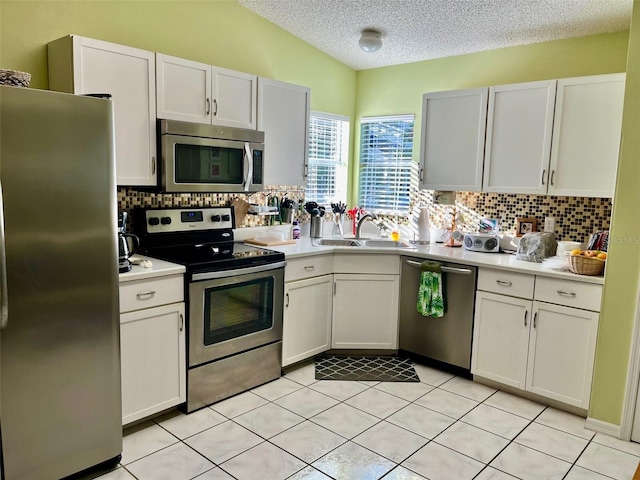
[285, 255, 333, 282]
[534, 277, 603, 311]
[478, 268, 535, 299]
[333, 254, 400, 275]
[120, 275, 184, 313]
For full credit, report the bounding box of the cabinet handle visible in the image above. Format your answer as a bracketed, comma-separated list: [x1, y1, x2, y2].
[206, 98, 211, 115]
[496, 280, 512, 287]
[136, 290, 156, 300]
[550, 170, 555, 186]
[419, 167, 424, 182]
[524, 310, 528, 326]
[285, 292, 289, 308]
[304, 163, 309, 179]
[304, 265, 315, 271]
[557, 290, 576, 297]
[541, 169, 546, 185]
[333, 282, 337, 296]
[213, 99, 218, 116]
[533, 312, 538, 329]
[151, 157, 156, 175]
[179, 313, 184, 332]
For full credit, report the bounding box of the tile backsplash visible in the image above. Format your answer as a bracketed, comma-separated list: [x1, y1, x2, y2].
[410, 190, 611, 243]
[118, 187, 611, 243]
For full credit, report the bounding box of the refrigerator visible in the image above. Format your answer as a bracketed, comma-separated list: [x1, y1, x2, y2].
[0, 86, 122, 479]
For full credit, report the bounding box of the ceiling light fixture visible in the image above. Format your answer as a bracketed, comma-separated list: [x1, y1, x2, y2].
[358, 29, 383, 53]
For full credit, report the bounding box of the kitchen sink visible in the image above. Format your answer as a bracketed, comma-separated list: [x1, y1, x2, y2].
[314, 238, 362, 247]
[313, 238, 415, 249]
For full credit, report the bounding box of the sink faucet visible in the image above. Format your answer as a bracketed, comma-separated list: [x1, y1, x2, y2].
[355, 213, 378, 239]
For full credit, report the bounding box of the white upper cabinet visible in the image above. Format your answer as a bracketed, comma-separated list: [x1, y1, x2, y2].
[156, 53, 257, 130]
[48, 35, 157, 186]
[548, 73, 625, 198]
[483, 80, 557, 194]
[258, 77, 311, 187]
[420, 88, 488, 192]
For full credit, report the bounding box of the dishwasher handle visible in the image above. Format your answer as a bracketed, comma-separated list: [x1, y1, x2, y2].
[405, 259, 473, 275]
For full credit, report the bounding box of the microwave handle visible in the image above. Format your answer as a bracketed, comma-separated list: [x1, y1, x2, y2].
[243, 142, 253, 191]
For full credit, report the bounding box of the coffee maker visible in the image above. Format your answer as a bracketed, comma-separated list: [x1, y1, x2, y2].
[118, 211, 139, 273]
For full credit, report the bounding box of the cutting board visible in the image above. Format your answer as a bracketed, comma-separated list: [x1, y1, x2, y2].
[245, 238, 296, 246]
[231, 198, 250, 226]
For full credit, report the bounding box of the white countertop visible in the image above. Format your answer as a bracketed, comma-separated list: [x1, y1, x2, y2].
[118, 255, 186, 283]
[259, 236, 605, 285]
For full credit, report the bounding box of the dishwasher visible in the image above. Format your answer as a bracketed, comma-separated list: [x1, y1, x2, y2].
[399, 256, 477, 375]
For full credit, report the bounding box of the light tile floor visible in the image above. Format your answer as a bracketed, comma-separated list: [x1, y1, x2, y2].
[97, 361, 640, 480]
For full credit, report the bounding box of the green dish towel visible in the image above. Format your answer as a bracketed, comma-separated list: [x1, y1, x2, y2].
[417, 261, 445, 317]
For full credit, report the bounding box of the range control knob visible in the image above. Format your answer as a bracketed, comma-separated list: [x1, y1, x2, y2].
[148, 217, 160, 226]
[211, 215, 221, 222]
[221, 214, 231, 222]
[161, 217, 172, 225]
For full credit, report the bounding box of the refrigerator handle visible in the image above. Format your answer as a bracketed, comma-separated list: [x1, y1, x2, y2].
[0, 181, 8, 330]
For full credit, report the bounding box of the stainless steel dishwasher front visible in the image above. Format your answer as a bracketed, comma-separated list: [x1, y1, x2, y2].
[399, 257, 477, 372]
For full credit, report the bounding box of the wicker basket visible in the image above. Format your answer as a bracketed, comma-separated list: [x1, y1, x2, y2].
[569, 255, 605, 276]
[0, 69, 31, 87]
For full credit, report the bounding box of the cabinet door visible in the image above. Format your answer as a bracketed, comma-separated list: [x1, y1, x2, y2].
[258, 77, 310, 186]
[71, 36, 157, 186]
[420, 88, 488, 191]
[484, 80, 556, 194]
[548, 73, 625, 197]
[212, 66, 257, 129]
[120, 302, 186, 425]
[156, 53, 211, 124]
[471, 291, 531, 389]
[526, 302, 599, 409]
[283, 275, 333, 367]
[332, 274, 399, 349]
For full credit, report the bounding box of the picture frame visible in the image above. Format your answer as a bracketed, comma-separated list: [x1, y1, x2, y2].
[516, 217, 538, 237]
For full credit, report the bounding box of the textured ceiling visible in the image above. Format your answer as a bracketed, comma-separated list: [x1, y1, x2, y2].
[236, 0, 632, 70]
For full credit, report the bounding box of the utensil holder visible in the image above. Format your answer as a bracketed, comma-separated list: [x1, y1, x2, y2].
[310, 216, 324, 238]
[281, 208, 295, 224]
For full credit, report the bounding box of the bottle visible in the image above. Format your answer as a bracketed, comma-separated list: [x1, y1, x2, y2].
[291, 221, 301, 240]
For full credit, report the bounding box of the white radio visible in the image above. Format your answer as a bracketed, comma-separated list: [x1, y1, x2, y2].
[463, 233, 500, 253]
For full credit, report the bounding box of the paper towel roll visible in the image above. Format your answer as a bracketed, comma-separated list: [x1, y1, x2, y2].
[417, 207, 430, 242]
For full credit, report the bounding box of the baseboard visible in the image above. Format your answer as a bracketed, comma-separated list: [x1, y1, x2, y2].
[586, 417, 621, 438]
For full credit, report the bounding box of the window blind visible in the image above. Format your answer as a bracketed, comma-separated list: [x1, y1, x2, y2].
[358, 115, 417, 214]
[306, 112, 349, 205]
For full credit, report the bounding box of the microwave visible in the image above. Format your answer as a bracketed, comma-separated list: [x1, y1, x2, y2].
[159, 119, 264, 193]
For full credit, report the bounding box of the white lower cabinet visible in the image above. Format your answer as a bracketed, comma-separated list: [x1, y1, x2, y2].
[282, 274, 333, 367]
[472, 268, 601, 409]
[332, 274, 399, 349]
[120, 303, 186, 425]
[119, 273, 186, 425]
[472, 291, 530, 390]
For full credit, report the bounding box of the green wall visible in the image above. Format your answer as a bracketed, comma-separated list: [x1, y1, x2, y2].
[1, 0, 637, 426]
[591, 1, 640, 426]
[0, 0, 356, 117]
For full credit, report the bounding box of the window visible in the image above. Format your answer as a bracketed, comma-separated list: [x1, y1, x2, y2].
[306, 112, 349, 205]
[358, 115, 417, 214]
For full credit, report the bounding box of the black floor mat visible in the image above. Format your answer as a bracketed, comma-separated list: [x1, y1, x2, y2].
[314, 354, 420, 382]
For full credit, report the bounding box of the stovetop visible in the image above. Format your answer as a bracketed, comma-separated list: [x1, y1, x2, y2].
[133, 207, 285, 273]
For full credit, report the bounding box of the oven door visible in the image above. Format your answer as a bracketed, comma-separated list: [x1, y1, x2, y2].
[161, 134, 264, 193]
[188, 263, 284, 367]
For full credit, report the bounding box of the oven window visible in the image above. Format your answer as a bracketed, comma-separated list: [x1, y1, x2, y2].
[203, 277, 274, 345]
[175, 144, 244, 185]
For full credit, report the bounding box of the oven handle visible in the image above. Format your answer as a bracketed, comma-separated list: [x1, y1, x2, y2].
[243, 142, 253, 192]
[192, 261, 287, 281]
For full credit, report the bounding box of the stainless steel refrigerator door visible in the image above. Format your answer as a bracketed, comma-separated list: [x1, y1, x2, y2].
[0, 86, 121, 480]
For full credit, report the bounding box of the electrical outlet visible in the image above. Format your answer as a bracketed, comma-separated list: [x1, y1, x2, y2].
[544, 216, 556, 233]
